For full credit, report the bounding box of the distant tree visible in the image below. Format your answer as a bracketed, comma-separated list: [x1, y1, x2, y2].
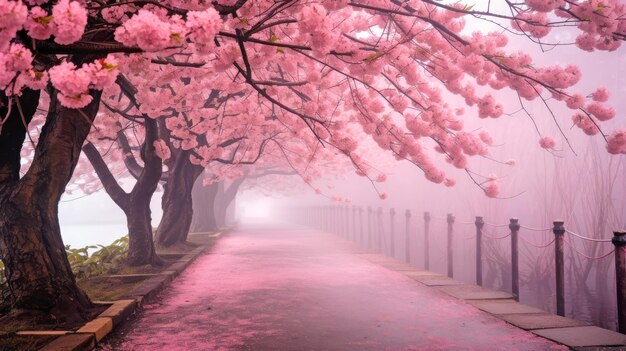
[0, 0, 623, 323]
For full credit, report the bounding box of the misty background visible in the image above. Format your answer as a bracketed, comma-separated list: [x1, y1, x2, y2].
[59, 13, 625, 332]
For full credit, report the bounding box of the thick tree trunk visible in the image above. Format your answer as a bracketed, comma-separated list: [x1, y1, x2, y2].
[189, 176, 219, 233]
[155, 154, 203, 247]
[214, 177, 245, 227]
[214, 182, 226, 228]
[83, 118, 162, 266]
[226, 195, 237, 223]
[125, 193, 159, 266]
[0, 89, 99, 322]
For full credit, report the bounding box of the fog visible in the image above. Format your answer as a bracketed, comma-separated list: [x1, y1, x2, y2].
[54, 2, 625, 336]
[256, 39, 626, 330]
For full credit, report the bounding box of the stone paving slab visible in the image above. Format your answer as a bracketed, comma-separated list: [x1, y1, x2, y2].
[401, 270, 442, 277]
[121, 275, 170, 301]
[533, 326, 626, 347]
[467, 299, 547, 315]
[39, 333, 95, 351]
[499, 313, 588, 330]
[572, 347, 626, 351]
[378, 263, 422, 271]
[437, 284, 514, 300]
[166, 260, 188, 274]
[97, 299, 137, 326]
[77, 317, 113, 342]
[408, 274, 465, 286]
[356, 253, 400, 263]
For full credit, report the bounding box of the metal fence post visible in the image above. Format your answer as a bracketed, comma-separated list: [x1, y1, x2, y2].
[553, 220, 565, 316]
[447, 214, 455, 278]
[424, 212, 431, 270]
[341, 205, 347, 237]
[336, 205, 341, 235]
[344, 205, 349, 238]
[390, 208, 396, 257]
[613, 231, 626, 334]
[405, 210, 412, 263]
[352, 206, 357, 242]
[377, 207, 383, 253]
[510, 218, 520, 301]
[367, 206, 373, 249]
[359, 207, 364, 246]
[475, 216, 484, 286]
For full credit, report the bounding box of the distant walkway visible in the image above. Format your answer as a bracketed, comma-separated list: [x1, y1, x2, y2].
[100, 221, 566, 350]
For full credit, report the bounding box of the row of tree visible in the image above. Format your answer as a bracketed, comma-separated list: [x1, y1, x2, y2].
[0, 0, 624, 326]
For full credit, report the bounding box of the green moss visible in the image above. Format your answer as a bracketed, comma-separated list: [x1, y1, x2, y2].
[78, 277, 143, 301]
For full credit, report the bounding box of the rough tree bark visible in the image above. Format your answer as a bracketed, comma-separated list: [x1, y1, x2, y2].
[189, 175, 220, 233]
[213, 182, 226, 228]
[83, 117, 162, 266]
[155, 152, 203, 247]
[0, 89, 98, 323]
[213, 176, 245, 228]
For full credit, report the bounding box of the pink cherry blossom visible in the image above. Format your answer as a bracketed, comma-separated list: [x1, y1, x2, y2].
[566, 94, 585, 109]
[525, 0, 563, 12]
[591, 87, 610, 102]
[587, 102, 615, 121]
[17, 68, 48, 92]
[83, 55, 119, 90]
[25, 6, 55, 40]
[154, 139, 171, 161]
[484, 178, 500, 198]
[186, 9, 222, 54]
[607, 129, 626, 154]
[478, 131, 493, 145]
[571, 114, 600, 136]
[115, 10, 177, 52]
[539, 136, 556, 149]
[444, 178, 456, 187]
[49, 61, 92, 108]
[51, 0, 87, 45]
[0, 0, 27, 51]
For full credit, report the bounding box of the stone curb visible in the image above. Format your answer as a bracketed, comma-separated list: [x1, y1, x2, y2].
[38, 228, 231, 351]
[356, 251, 626, 350]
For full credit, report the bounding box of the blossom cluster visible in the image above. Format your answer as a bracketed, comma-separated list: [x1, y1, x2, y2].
[49, 56, 119, 108]
[114, 8, 221, 53]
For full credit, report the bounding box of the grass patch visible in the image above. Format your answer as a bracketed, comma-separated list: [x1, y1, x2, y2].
[78, 276, 144, 302]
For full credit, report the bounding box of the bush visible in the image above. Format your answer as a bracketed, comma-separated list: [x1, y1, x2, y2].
[0, 236, 129, 291]
[66, 236, 129, 279]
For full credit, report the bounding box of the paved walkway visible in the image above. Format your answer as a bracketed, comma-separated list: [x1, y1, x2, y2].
[100, 221, 567, 351]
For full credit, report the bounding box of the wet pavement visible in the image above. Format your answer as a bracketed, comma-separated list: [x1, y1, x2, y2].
[100, 221, 567, 351]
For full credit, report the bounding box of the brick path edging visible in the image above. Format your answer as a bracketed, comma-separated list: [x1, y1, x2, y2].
[34, 228, 230, 351]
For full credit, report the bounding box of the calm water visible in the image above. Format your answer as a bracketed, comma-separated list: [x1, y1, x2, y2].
[60, 223, 128, 249]
[58, 189, 162, 249]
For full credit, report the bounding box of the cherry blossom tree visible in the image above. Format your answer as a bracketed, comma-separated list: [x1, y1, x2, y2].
[0, 0, 624, 323]
[82, 101, 164, 266]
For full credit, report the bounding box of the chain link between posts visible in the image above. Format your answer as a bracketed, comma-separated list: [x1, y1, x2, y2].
[482, 229, 511, 240]
[519, 236, 555, 248]
[565, 229, 613, 243]
[563, 237, 616, 260]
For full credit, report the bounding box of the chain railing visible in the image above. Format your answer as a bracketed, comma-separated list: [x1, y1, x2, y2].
[289, 204, 626, 334]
